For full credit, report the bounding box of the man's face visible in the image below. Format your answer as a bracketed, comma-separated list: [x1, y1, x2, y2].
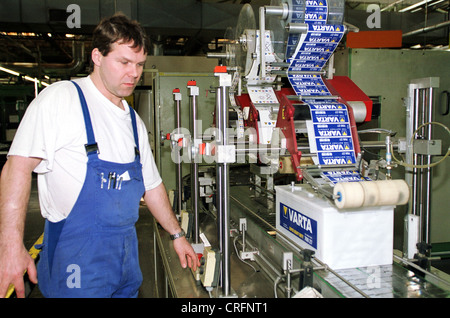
[92, 41, 147, 105]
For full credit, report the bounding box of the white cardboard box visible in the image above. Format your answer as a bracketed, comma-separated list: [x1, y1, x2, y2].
[276, 184, 394, 270]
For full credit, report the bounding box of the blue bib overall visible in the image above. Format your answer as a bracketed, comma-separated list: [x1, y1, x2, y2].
[37, 81, 145, 297]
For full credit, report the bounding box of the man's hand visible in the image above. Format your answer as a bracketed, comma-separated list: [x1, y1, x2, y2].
[0, 242, 37, 298]
[143, 185, 201, 271]
[0, 155, 42, 298]
[173, 237, 200, 272]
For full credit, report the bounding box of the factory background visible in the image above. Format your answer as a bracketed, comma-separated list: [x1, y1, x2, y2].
[0, 0, 449, 299]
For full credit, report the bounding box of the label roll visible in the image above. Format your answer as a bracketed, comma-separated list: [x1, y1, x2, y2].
[374, 180, 410, 206]
[333, 181, 365, 209]
[334, 179, 410, 209]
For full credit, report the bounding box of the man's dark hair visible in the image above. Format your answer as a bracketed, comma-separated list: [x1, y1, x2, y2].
[92, 13, 150, 57]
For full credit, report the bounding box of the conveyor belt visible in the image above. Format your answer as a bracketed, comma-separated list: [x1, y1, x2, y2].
[321, 263, 450, 298]
[229, 185, 450, 298]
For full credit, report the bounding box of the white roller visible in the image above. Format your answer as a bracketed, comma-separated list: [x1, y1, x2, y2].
[375, 179, 410, 206]
[397, 180, 410, 205]
[334, 180, 410, 209]
[360, 181, 380, 207]
[333, 181, 364, 209]
[346, 101, 367, 123]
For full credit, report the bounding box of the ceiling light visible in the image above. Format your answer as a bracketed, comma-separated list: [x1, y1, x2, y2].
[0, 66, 20, 76]
[429, 0, 445, 6]
[0, 66, 49, 86]
[24, 76, 49, 87]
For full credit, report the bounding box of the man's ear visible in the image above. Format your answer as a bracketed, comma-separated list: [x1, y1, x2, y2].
[91, 48, 102, 67]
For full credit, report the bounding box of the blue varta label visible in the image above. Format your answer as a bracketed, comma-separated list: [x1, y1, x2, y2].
[315, 137, 354, 151]
[322, 170, 372, 184]
[318, 150, 357, 165]
[313, 123, 351, 137]
[280, 202, 317, 249]
[311, 109, 349, 123]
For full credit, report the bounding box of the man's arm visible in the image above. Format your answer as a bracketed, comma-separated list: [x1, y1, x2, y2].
[0, 155, 41, 298]
[143, 183, 199, 271]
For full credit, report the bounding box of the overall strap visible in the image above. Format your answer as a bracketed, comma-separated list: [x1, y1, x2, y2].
[71, 81, 99, 157]
[128, 107, 140, 157]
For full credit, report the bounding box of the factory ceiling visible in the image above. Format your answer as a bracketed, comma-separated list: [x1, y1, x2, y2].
[0, 0, 448, 84]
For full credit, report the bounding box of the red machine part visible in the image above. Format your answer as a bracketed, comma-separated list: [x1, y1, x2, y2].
[234, 93, 260, 142]
[326, 76, 373, 122]
[235, 88, 304, 181]
[275, 88, 304, 181]
[233, 76, 370, 181]
[324, 76, 372, 156]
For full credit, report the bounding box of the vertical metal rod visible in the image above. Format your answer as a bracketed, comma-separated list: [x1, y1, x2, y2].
[412, 88, 420, 219]
[404, 78, 439, 257]
[420, 88, 427, 243]
[214, 67, 232, 296]
[424, 87, 434, 244]
[259, 6, 266, 79]
[405, 83, 414, 212]
[215, 86, 224, 289]
[189, 85, 200, 244]
[172, 88, 183, 216]
[410, 81, 437, 246]
[175, 98, 183, 215]
[418, 89, 425, 241]
[221, 83, 231, 297]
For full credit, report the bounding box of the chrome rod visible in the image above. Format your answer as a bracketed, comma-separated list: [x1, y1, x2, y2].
[221, 81, 231, 297]
[191, 92, 200, 244]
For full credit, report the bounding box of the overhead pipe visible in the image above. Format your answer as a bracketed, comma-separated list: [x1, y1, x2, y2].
[402, 19, 450, 37]
[2, 40, 86, 77]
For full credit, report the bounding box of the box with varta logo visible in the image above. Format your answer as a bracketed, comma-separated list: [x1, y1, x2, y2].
[275, 184, 394, 270]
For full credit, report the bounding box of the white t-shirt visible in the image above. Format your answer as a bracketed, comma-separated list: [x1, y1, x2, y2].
[8, 76, 162, 222]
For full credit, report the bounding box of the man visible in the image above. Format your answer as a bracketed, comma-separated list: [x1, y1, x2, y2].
[0, 14, 199, 298]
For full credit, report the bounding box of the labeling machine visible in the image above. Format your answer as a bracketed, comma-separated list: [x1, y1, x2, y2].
[154, 0, 450, 298]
